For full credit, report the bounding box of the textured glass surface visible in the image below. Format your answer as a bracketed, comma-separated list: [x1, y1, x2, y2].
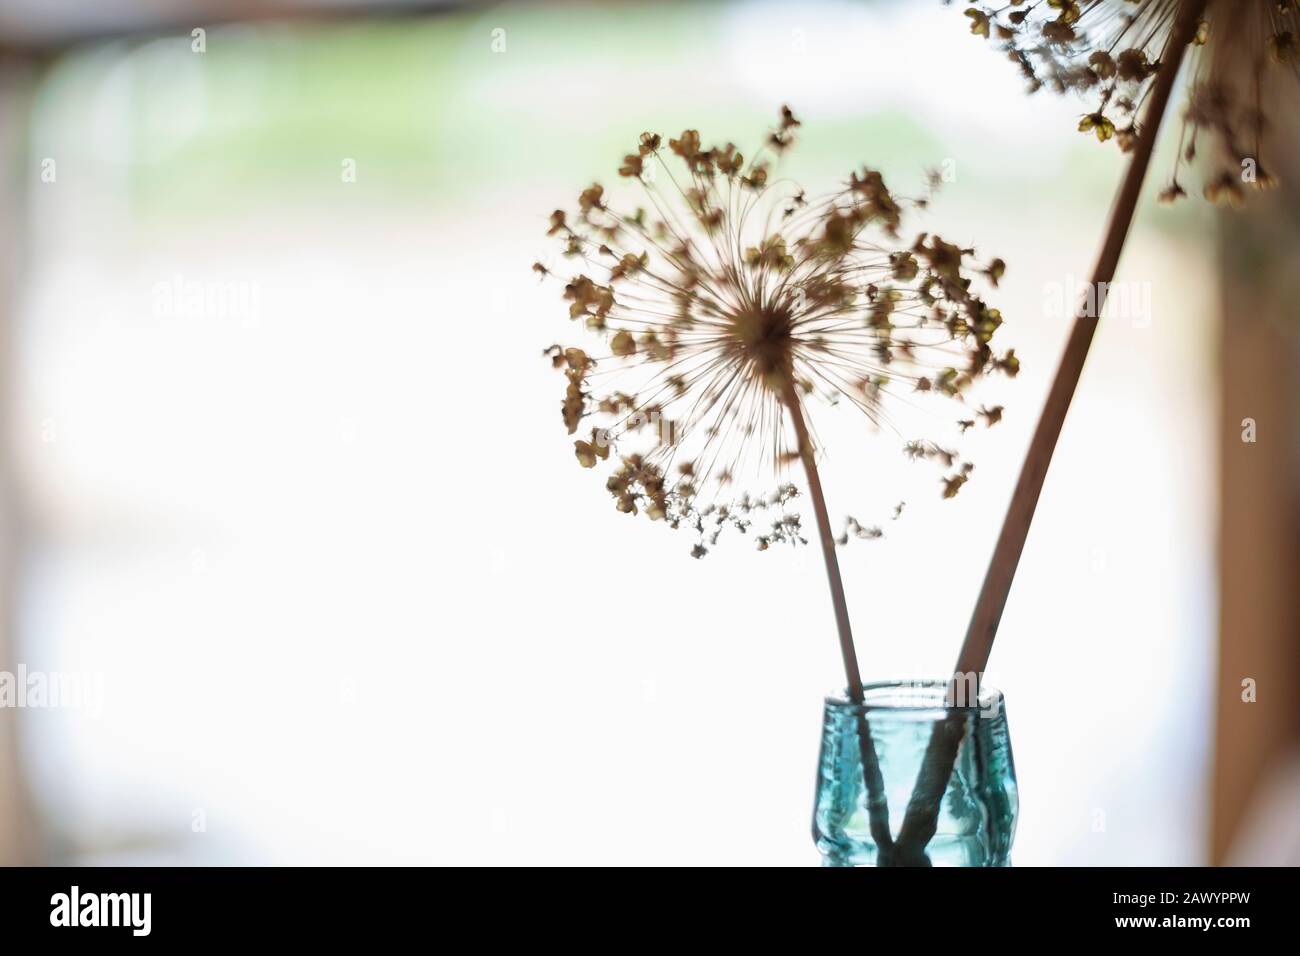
[813, 681, 1018, 866]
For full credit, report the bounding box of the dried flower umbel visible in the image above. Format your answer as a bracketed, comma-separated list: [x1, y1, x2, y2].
[539, 109, 1017, 559]
[538, 108, 1017, 863]
[960, 0, 1300, 203]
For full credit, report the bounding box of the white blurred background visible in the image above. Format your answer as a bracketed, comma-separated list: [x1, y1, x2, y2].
[6, 0, 1220, 864]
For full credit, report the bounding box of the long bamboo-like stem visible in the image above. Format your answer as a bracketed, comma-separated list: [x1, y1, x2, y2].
[955, 0, 1208, 677]
[780, 378, 893, 855]
[893, 0, 1209, 862]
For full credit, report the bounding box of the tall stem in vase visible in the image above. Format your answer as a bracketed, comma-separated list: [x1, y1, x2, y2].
[780, 377, 893, 855]
[892, 0, 1210, 863]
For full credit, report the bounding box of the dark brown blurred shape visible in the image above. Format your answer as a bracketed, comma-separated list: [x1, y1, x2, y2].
[1213, 89, 1300, 863]
[0, 60, 38, 865]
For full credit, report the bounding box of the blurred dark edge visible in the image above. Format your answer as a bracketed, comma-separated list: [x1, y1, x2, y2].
[0, 58, 40, 865]
[1213, 75, 1300, 865]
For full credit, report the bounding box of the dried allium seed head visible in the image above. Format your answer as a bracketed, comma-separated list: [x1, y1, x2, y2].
[958, 0, 1300, 202]
[539, 108, 1017, 555]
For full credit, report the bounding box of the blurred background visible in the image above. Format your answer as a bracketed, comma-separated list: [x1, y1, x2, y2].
[0, 0, 1295, 866]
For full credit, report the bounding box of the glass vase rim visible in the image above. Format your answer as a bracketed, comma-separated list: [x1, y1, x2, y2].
[824, 678, 1004, 714]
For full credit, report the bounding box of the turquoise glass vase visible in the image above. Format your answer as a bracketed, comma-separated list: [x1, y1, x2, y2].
[813, 680, 1018, 866]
